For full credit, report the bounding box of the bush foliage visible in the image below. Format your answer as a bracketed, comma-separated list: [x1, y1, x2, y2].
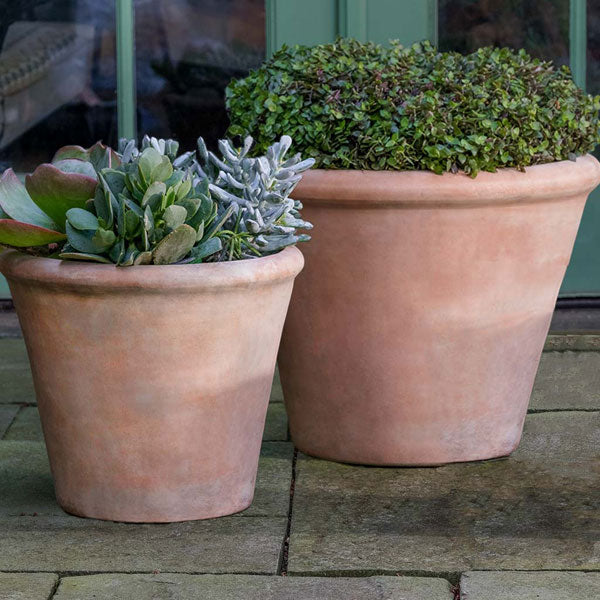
[226, 39, 600, 175]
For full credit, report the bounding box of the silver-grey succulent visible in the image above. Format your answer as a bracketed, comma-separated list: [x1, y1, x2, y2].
[193, 135, 314, 260]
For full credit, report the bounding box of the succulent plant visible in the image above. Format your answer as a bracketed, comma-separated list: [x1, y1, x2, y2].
[192, 135, 314, 260]
[0, 143, 108, 247]
[0, 135, 314, 265]
[60, 136, 219, 265]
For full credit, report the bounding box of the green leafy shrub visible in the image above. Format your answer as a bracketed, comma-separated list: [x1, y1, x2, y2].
[226, 39, 600, 175]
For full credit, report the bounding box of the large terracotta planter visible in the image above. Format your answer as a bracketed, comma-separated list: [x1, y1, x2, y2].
[278, 156, 600, 466]
[0, 247, 303, 522]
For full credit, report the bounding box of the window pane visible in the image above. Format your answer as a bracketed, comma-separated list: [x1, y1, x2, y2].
[588, 0, 600, 94]
[134, 0, 265, 151]
[438, 0, 570, 66]
[0, 2, 117, 172]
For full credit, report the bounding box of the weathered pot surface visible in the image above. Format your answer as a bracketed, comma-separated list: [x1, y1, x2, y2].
[278, 155, 600, 466]
[0, 246, 304, 522]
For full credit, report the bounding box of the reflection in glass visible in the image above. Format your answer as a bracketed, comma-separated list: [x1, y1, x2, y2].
[134, 0, 265, 152]
[588, 0, 600, 94]
[0, 2, 117, 172]
[438, 0, 569, 66]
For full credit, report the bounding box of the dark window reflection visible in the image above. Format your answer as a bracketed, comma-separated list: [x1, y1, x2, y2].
[588, 0, 600, 94]
[438, 0, 570, 66]
[134, 0, 265, 152]
[0, 1, 118, 172]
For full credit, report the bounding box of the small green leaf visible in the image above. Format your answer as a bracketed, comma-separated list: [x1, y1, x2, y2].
[66, 208, 99, 231]
[163, 204, 187, 230]
[58, 252, 112, 264]
[152, 224, 196, 264]
[92, 227, 117, 252]
[190, 237, 222, 262]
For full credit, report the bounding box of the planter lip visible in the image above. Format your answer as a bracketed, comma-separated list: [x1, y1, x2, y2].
[0, 245, 304, 293]
[295, 154, 600, 208]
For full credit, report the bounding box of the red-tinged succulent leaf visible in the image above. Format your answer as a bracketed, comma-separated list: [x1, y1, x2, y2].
[25, 164, 98, 230]
[52, 142, 121, 169]
[0, 169, 58, 230]
[0, 219, 66, 247]
[53, 159, 97, 179]
[51, 145, 89, 162]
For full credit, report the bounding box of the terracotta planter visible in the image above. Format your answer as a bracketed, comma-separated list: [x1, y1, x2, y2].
[278, 156, 600, 466]
[0, 247, 303, 522]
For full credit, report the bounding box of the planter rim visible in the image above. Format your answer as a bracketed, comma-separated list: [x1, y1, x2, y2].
[0, 245, 304, 293]
[295, 154, 600, 208]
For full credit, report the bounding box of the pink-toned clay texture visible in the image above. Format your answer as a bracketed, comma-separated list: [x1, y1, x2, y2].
[0, 246, 303, 522]
[278, 156, 600, 466]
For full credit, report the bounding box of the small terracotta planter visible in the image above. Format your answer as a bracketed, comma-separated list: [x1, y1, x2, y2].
[278, 156, 600, 466]
[0, 247, 303, 522]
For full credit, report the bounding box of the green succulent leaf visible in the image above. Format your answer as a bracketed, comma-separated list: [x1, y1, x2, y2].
[163, 204, 188, 230]
[152, 224, 196, 264]
[65, 222, 99, 254]
[175, 195, 198, 216]
[151, 155, 174, 182]
[189, 237, 222, 262]
[58, 251, 112, 263]
[92, 227, 117, 252]
[0, 169, 58, 231]
[142, 181, 166, 209]
[134, 250, 153, 265]
[66, 208, 99, 231]
[93, 185, 113, 230]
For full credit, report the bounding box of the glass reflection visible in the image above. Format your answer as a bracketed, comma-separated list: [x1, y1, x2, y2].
[0, 2, 117, 172]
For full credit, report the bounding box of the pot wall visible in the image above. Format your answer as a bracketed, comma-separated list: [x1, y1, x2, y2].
[0, 247, 303, 521]
[278, 156, 600, 465]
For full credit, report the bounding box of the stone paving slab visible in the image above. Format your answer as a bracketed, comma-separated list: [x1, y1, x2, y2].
[0, 572, 58, 600]
[0, 440, 293, 518]
[0, 309, 20, 338]
[0, 439, 292, 573]
[0, 339, 34, 404]
[263, 403, 288, 441]
[544, 334, 600, 351]
[460, 571, 600, 599]
[271, 368, 284, 403]
[3, 406, 43, 441]
[0, 404, 19, 438]
[531, 352, 600, 410]
[288, 412, 600, 574]
[53, 574, 454, 599]
[0, 515, 286, 573]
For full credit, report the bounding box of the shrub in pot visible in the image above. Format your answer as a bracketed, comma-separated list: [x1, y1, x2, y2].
[227, 40, 600, 465]
[0, 134, 313, 521]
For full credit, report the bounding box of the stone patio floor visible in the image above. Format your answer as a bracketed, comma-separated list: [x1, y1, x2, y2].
[0, 328, 599, 599]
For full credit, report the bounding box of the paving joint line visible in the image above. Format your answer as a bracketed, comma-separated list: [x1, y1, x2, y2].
[1, 404, 25, 440]
[277, 448, 297, 576]
[527, 408, 600, 413]
[47, 575, 60, 600]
